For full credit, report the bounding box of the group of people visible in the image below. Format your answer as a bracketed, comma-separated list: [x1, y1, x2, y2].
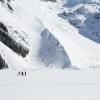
[17, 70, 27, 76]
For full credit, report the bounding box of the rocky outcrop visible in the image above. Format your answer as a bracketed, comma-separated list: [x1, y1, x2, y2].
[0, 22, 29, 57]
[59, 1, 100, 43]
[0, 55, 8, 69]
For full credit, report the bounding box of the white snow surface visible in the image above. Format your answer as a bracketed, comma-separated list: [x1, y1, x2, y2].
[0, 69, 100, 100]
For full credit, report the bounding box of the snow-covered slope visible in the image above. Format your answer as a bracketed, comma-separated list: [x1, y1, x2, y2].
[0, 69, 100, 100]
[0, 0, 100, 100]
[58, 0, 100, 69]
[0, 0, 72, 69]
[0, 0, 100, 70]
[61, 1, 100, 43]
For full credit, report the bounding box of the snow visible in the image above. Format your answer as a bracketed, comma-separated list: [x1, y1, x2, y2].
[0, 0, 72, 69]
[0, 0, 100, 69]
[1, 0, 100, 70]
[57, 1, 100, 69]
[0, 0, 100, 100]
[27, 0, 100, 69]
[0, 69, 100, 100]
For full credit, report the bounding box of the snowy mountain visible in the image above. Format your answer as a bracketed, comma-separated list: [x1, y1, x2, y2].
[0, 0, 72, 70]
[0, 1, 100, 100]
[60, 0, 100, 43]
[0, 0, 100, 70]
[58, 0, 100, 69]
